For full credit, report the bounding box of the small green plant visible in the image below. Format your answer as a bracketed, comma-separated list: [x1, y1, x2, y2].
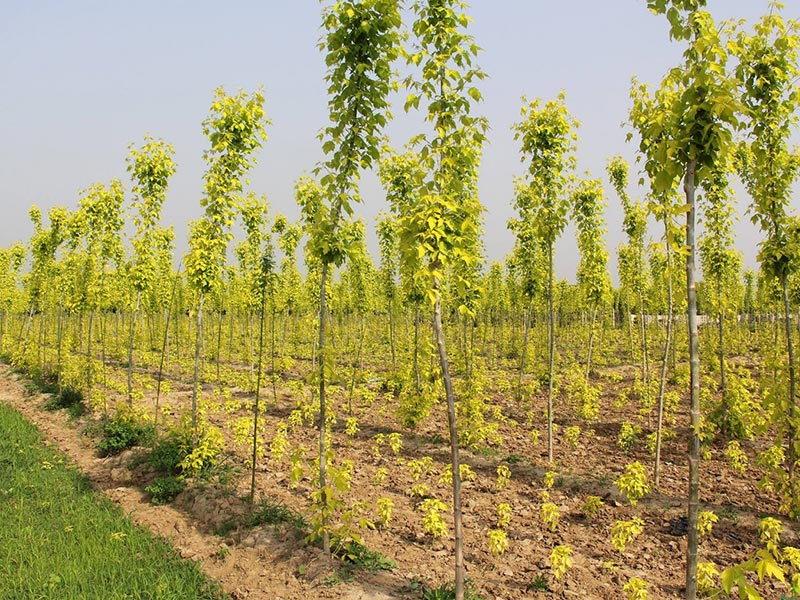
[245, 497, 307, 530]
[421, 579, 485, 600]
[270, 421, 289, 462]
[408, 456, 434, 481]
[97, 410, 155, 457]
[550, 545, 572, 581]
[410, 483, 430, 498]
[696, 561, 719, 596]
[543, 470, 556, 489]
[645, 429, 675, 456]
[611, 517, 645, 553]
[487, 528, 508, 556]
[335, 541, 397, 573]
[144, 476, 185, 504]
[580, 495, 604, 519]
[617, 421, 640, 452]
[371, 433, 385, 459]
[345, 417, 359, 438]
[387, 432, 403, 455]
[146, 434, 187, 475]
[725, 440, 748, 475]
[530, 429, 540, 446]
[759, 516, 783, 549]
[419, 498, 448, 539]
[372, 466, 389, 486]
[376, 497, 393, 528]
[541, 502, 560, 532]
[697, 510, 719, 537]
[496, 503, 512, 529]
[496, 464, 511, 490]
[616, 461, 650, 505]
[623, 576, 649, 600]
[530, 573, 550, 591]
[565, 425, 581, 449]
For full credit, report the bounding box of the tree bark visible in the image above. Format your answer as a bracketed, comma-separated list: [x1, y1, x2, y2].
[684, 159, 700, 600]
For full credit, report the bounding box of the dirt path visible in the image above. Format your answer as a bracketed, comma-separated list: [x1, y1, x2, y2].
[0, 364, 405, 600]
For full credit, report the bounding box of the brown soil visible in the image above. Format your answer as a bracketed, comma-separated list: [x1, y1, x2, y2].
[1, 360, 797, 599]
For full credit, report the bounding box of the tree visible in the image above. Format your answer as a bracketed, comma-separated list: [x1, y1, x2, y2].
[126, 136, 177, 406]
[698, 162, 742, 435]
[630, 3, 740, 596]
[304, 0, 400, 556]
[571, 177, 612, 379]
[511, 92, 577, 465]
[186, 86, 268, 444]
[399, 2, 488, 595]
[732, 3, 800, 516]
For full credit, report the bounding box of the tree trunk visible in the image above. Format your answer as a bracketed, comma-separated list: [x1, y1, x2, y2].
[317, 261, 330, 557]
[127, 291, 141, 406]
[684, 159, 700, 600]
[547, 243, 556, 465]
[433, 292, 464, 600]
[781, 275, 797, 498]
[654, 219, 674, 490]
[191, 293, 205, 447]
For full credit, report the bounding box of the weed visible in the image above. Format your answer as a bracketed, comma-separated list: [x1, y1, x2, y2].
[529, 573, 550, 591]
[421, 579, 485, 600]
[246, 497, 307, 530]
[144, 476, 185, 504]
[96, 411, 155, 457]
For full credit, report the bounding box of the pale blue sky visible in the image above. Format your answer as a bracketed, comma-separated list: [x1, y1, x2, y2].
[1, 1, 798, 281]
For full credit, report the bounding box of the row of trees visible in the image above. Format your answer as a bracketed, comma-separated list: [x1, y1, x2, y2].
[1, 1, 799, 599]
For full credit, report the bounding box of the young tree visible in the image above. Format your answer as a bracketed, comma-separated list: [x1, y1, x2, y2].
[698, 163, 742, 435]
[304, 0, 400, 556]
[571, 177, 612, 379]
[630, 3, 740, 596]
[186, 87, 268, 444]
[732, 5, 800, 515]
[511, 92, 578, 465]
[126, 136, 177, 405]
[399, 2, 488, 596]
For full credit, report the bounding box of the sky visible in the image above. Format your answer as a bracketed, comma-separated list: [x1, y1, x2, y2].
[1, 0, 799, 283]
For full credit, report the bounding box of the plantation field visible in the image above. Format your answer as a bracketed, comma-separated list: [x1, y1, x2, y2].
[2, 314, 798, 599]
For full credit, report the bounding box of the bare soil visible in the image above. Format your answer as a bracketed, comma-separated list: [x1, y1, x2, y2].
[1, 360, 797, 599]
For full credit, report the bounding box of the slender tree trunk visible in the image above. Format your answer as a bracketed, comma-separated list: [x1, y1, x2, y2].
[191, 293, 205, 447]
[547, 243, 556, 465]
[586, 303, 599, 380]
[684, 159, 700, 600]
[517, 300, 533, 401]
[87, 309, 95, 411]
[250, 290, 266, 504]
[155, 268, 181, 427]
[127, 291, 141, 406]
[433, 292, 464, 600]
[781, 275, 797, 494]
[413, 304, 421, 393]
[388, 300, 397, 371]
[655, 223, 674, 490]
[718, 278, 728, 435]
[317, 261, 330, 557]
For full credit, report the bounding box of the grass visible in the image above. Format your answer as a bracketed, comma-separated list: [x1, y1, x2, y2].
[0, 402, 227, 600]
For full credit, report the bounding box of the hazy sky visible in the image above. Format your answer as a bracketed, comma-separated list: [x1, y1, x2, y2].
[1, 1, 799, 282]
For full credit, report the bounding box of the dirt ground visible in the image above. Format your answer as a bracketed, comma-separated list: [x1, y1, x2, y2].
[1, 360, 798, 599]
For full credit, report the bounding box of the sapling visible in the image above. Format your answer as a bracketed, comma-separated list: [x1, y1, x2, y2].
[487, 529, 508, 556]
[623, 577, 649, 600]
[496, 503, 512, 529]
[611, 518, 645, 553]
[616, 461, 650, 505]
[550, 545, 572, 581]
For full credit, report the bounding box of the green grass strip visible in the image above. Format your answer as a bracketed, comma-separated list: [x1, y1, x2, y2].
[0, 402, 228, 600]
